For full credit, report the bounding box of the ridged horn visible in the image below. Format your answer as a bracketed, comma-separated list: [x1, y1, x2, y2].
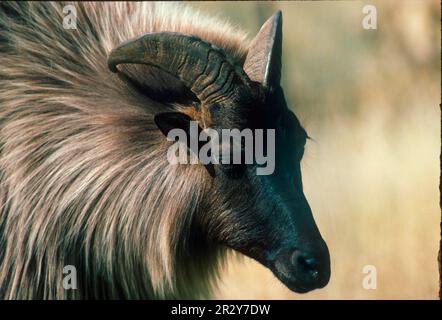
[108, 32, 252, 105]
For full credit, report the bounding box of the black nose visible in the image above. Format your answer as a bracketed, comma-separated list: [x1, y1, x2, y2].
[291, 251, 321, 281]
[272, 244, 330, 293]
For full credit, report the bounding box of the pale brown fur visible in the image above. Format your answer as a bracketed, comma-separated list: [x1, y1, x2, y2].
[0, 1, 249, 299]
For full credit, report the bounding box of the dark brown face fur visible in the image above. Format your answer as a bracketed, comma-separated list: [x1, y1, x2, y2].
[113, 10, 331, 294]
[0, 2, 329, 298]
[179, 84, 330, 293]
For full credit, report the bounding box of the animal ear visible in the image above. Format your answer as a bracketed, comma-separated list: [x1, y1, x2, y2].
[154, 112, 193, 137]
[244, 10, 282, 90]
[154, 112, 216, 177]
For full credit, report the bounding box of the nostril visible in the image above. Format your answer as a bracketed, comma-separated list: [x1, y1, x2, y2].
[291, 252, 320, 278]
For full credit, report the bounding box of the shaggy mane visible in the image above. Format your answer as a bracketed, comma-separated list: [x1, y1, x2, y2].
[0, 1, 248, 299]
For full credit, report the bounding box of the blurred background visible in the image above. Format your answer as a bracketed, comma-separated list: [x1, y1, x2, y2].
[193, 1, 440, 299]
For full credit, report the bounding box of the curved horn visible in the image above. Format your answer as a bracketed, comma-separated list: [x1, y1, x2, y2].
[108, 32, 252, 105]
[244, 11, 282, 89]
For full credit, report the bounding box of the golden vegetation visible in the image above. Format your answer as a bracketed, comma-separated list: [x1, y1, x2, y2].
[196, 0, 440, 299]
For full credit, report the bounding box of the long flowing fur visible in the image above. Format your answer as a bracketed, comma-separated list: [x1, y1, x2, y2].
[0, 1, 249, 299]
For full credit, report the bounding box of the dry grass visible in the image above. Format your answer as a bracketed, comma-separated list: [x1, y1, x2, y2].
[193, 1, 441, 299]
[215, 105, 439, 299]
